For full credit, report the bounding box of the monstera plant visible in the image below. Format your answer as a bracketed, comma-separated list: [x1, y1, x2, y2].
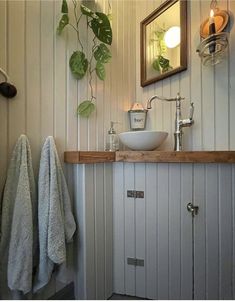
[151, 26, 172, 74]
[57, 0, 112, 117]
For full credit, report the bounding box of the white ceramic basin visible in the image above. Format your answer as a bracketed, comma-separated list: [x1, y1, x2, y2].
[119, 130, 168, 151]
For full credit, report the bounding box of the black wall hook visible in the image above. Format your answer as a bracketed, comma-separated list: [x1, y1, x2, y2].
[0, 68, 17, 98]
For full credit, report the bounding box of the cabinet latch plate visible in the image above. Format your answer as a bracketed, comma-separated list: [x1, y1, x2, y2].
[127, 190, 144, 198]
[127, 257, 144, 266]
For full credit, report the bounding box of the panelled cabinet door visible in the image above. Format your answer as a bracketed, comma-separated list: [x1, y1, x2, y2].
[113, 163, 235, 300]
[193, 164, 235, 300]
[113, 163, 193, 300]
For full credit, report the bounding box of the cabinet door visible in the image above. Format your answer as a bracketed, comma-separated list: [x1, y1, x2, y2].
[194, 164, 235, 300]
[113, 163, 193, 299]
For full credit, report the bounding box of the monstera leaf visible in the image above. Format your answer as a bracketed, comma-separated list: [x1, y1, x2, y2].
[57, 14, 69, 35]
[96, 62, 105, 80]
[91, 12, 112, 45]
[152, 59, 160, 72]
[77, 100, 95, 117]
[69, 51, 88, 79]
[61, 0, 68, 13]
[80, 4, 100, 21]
[94, 43, 111, 63]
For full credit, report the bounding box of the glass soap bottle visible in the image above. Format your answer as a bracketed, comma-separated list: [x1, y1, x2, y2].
[105, 121, 119, 151]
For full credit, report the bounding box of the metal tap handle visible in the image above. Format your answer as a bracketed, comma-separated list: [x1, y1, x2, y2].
[189, 102, 194, 120]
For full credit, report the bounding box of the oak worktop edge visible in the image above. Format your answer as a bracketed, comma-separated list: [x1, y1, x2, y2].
[64, 151, 235, 164]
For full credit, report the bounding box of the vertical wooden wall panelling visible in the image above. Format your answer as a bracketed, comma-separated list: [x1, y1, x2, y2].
[233, 164, 235, 298]
[229, 0, 235, 149]
[113, 162, 125, 294]
[66, 0, 79, 151]
[218, 164, 233, 299]
[94, 0, 104, 151]
[0, 0, 8, 193]
[180, 164, 193, 299]
[200, 1, 215, 150]
[84, 164, 96, 299]
[94, 164, 105, 299]
[87, 1, 97, 152]
[145, 163, 158, 299]
[214, 1, 229, 150]
[8, 0, 26, 154]
[168, 163, 181, 299]
[179, 0, 192, 151]
[124, 163, 136, 296]
[104, 163, 113, 298]
[193, 164, 206, 299]
[78, 0, 88, 151]
[103, 0, 112, 144]
[25, 0, 41, 175]
[135, 163, 146, 298]
[54, 0, 67, 163]
[40, 0, 54, 144]
[73, 165, 86, 299]
[126, 0, 136, 130]
[190, 0, 202, 151]
[205, 164, 219, 299]
[157, 163, 169, 299]
[110, 0, 119, 129]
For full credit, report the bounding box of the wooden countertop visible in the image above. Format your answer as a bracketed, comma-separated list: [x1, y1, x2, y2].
[64, 151, 235, 164]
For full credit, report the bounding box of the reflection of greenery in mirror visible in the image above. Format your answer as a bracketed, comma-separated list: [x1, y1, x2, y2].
[151, 25, 173, 74]
[141, 0, 187, 87]
[57, 0, 112, 118]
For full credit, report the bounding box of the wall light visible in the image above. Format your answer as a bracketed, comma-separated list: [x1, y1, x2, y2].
[196, 0, 230, 66]
[164, 26, 181, 49]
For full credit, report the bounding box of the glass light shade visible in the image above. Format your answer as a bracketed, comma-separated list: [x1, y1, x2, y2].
[164, 26, 181, 48]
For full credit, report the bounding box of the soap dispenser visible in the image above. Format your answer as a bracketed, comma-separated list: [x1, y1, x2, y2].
[105, 122, 119, 151]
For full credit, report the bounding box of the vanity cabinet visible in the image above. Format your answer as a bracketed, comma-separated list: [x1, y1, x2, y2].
[113, 162, 235, 300]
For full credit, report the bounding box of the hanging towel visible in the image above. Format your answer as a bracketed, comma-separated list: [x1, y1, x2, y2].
[0, 134, 37, 297]
[34, 136, 76, 292]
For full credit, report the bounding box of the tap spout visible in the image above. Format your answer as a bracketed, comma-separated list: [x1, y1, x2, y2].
[147, 95, 178, 109]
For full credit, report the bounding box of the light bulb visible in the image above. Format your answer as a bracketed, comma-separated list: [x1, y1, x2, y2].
[164, 26, 181, 48]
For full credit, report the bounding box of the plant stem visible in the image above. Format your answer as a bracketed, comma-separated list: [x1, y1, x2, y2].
[72, 0, 83, 51]
[88, 36, 97, 102]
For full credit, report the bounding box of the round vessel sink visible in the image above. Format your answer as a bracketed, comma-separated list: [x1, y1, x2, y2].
[119, 130, 168, 151]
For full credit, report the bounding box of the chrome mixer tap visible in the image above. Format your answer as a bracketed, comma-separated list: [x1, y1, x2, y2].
[147, 93, 194, 151]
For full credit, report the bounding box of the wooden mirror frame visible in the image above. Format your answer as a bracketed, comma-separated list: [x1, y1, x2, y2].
[140, 0, 187, 87]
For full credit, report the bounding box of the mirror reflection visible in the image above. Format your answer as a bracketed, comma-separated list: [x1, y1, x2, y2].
[141, 0, 187, 87]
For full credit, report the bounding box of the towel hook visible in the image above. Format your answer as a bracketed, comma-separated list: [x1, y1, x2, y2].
[0, 67, 17, 98]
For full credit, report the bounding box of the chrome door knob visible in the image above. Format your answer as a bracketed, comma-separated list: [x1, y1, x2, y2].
[187, 202, 199, 216]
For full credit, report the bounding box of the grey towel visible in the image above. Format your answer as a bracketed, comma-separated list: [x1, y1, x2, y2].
[34, 136, 76, 292]
[0, 134, 37, 297]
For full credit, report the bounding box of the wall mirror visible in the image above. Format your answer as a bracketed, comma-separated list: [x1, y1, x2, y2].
[140, 0, 187, 87]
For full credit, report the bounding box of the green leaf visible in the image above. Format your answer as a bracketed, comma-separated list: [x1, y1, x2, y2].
[96, 62, 105, 80]
[57, 14, 69, 35]
[94, 43, 111, 63]
[158, 55, 170, 69]
[91, 12, 112, 45]
[77, 101, 95, 117]
[152, 59, 160, 72]
[80, 4, 100, 20]
[69, 51, 88, 79]
[160, 40, 167, 54]
[61, 0, 68, 13]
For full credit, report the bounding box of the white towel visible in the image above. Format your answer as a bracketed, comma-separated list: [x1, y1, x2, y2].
[34, 136, 76, 292]
[0, 134, 37, 297]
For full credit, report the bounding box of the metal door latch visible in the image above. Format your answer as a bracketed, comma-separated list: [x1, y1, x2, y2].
[127, 257, 144, 267]
[127, 190, 144, 198]
[187, 202, 199, 216]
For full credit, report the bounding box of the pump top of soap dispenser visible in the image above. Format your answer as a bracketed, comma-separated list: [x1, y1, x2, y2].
[108, 121, 117, 134]
[105, 121, 119, 151]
